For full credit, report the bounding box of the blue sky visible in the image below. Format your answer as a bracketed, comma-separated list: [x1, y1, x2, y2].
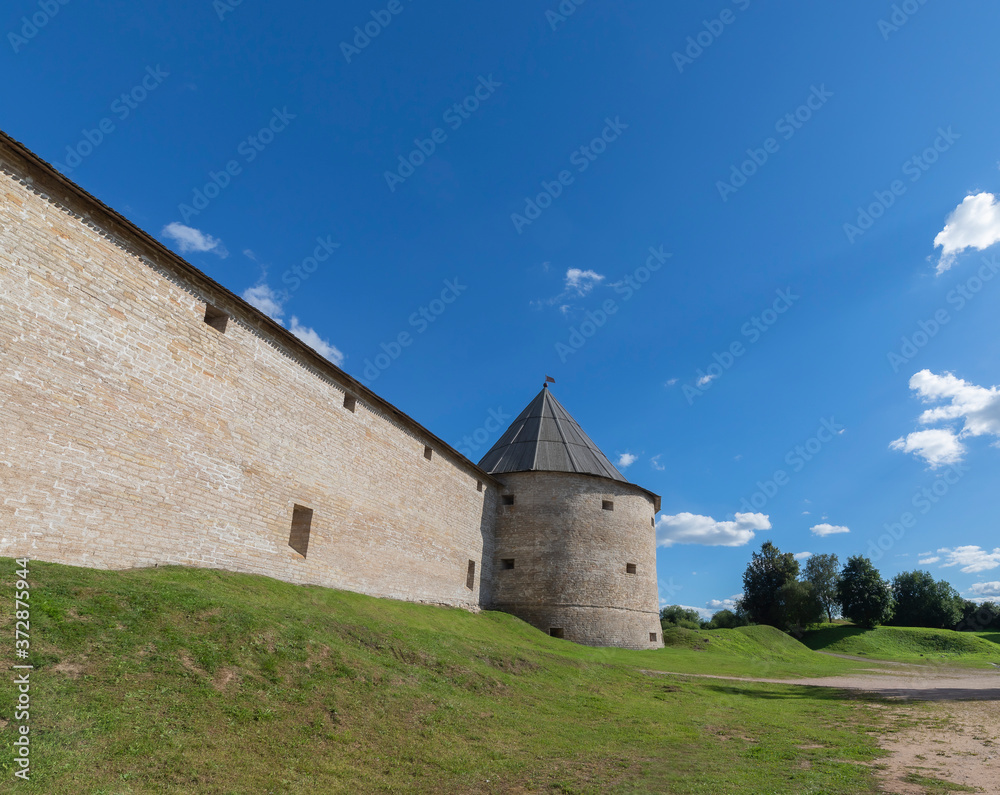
[5, 1, 1000, 617]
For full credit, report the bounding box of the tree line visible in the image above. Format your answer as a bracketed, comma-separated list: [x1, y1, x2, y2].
[661, 540, 1000, 635]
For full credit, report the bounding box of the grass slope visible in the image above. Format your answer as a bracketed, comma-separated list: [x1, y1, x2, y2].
[0, 560, 923, 793]
[801, 624, 1000, 667]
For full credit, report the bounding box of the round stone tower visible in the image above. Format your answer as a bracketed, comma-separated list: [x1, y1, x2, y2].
[479, 386, 662, 650]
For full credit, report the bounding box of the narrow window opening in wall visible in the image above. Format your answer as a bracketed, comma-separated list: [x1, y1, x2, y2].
[602, 500, 614, 511]
[466, 560, 476, 590]
[288, 504, 313, 558]
[549, 628, 564, 639]
[626, 563, 637, 575]
[650, 632, 658, 642]
[651, 517, 655, 527]
[501, 558, 515, 570]
[424, 445, 433, 461]
[476, 480, 483, 492]
[203, 303, 229, 333]
[343, 394, 356, 412]
[501, 494, 515, 506]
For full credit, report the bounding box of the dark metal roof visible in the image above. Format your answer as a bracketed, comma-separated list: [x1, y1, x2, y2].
[478, 386, 628, 482]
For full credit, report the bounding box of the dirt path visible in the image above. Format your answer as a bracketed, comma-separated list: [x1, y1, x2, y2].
[642, 667, 1000, 793]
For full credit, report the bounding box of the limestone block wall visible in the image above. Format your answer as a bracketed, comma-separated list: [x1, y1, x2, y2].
[490, 471, 662, 649]
[0, 140, 496, 609]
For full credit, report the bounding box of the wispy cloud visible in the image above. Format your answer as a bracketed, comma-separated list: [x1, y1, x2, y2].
[810, 523, 850, 537]
[616, 452, 638, 469]
[241, 283, 345, 366]
[565, 268, 604, 295]
[161, 222, 228, 258]
[936, 546, 1000, 574]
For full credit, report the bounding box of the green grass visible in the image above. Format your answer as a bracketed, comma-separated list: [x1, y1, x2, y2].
[801, 623, 1000, 668]
[0, 560, 963, 794]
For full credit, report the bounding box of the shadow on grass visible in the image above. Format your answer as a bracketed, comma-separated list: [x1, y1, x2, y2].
[799, 625, 872, 651]
[700, 683, 856, 701]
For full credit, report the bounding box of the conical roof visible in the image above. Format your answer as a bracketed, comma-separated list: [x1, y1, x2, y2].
[477, 386, 627, 482]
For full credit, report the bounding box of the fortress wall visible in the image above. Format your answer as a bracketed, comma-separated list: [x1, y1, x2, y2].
[490, 471, 662, 649]
[0, 147, 496, 609]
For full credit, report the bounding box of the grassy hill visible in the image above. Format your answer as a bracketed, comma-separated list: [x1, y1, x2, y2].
[0, 560, 955, 794]
[801, 623, 1000, 667]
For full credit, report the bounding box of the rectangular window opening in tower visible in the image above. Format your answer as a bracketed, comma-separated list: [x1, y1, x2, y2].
[650, 632, 658, 642]
[501, 558, 514, 570]
[602, 500, 614, 511]
[549, 628, 564, 639]
[626, 563, 637, 575]
[343, 393, 356, 412]
[203, 303, 229, 333]
[289, 504, 313, 558]
[466, 560, 476, 590]
[502, 494, 515, 506]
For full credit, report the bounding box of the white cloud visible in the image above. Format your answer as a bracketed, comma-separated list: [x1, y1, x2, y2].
[696, 372, 717, 387]
[793, 551, 813, 560]
[242, 283, 287, 321]
[616, 453, 638, 469]
[289, 317, 345, 367]
[918, 556, 941, 565]
[937, 546, 1000, 574]
[969, 581, 1000, 598]
[933, 192, 1000, 274]
[241, 284, 345, 366]
[810, 523, 850, 537]
[707, 594, 742, 612]
[162, 222, 228, 258]
[656, 511, 769, 548]
[564, 268, 604, 296]
[665, 378, 678, 387]
[650, 455, 665, 471]
[891, 370, 1000, 467]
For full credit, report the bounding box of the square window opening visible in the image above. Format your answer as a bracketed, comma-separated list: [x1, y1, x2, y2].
[289, 504, 313, 558]
[343, 394, 356, 412]
[424, 445, 433, 461]
[602, 500, 614, 511]
[466, 560, 476, 590]
[502, 494, 515, 506]
[650, 632, 658, 642]
[549, 628, 564, 639]
[501, 558, 515, 570]
[203, 303, 229, 333]
[476, 480, 483, 492]
[626, 563, 637, 575]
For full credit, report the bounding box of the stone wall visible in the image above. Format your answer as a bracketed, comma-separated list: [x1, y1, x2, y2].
[0, 137, 496, 609]
[490, 471, 662, 649]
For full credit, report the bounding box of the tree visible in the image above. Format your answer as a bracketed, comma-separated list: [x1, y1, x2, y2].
[779, 580, 826, 636]
[956, 600, 1000, 632]
[706, 609, 747, 629]
[837, 555, 893, 629]
[889, 570, 964, 629]
[803, 553, 841, 623]
[660, 605, 701, 630]
[737, 541, 800, 628]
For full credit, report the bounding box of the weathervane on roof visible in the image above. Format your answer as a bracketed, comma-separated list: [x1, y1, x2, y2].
[544, 375, 555, 389]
